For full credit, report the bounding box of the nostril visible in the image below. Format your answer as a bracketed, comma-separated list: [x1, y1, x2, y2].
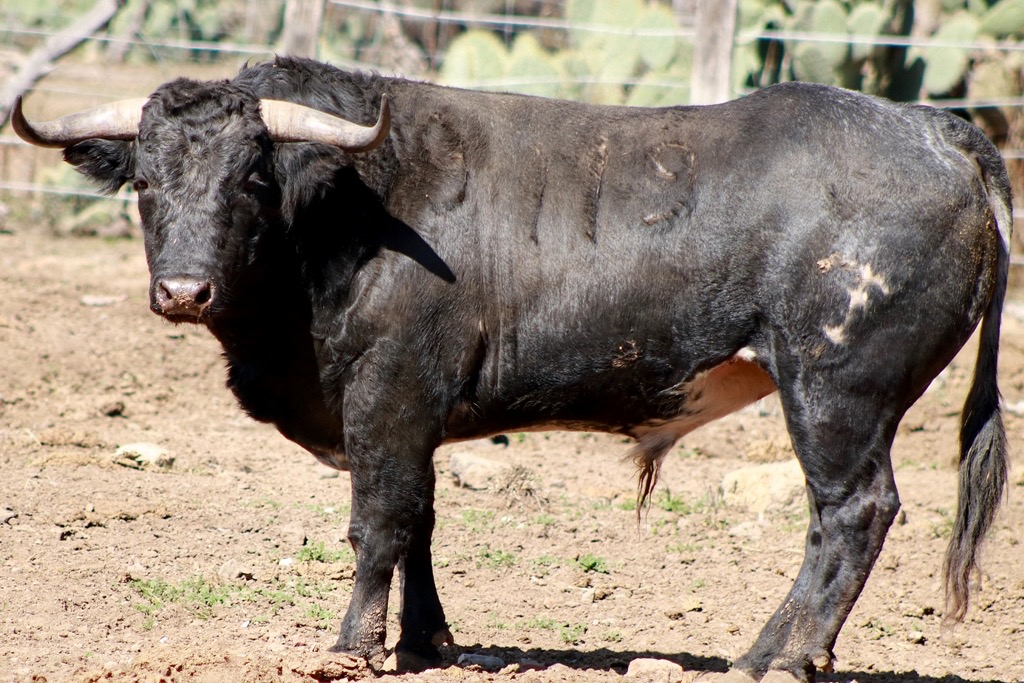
[194, 283, 212, 306]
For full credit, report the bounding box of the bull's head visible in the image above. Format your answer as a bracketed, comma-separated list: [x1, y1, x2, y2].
[13, 80, 389, 324]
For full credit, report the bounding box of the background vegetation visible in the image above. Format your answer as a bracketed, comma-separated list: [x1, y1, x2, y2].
[1, 0, 1022, 215]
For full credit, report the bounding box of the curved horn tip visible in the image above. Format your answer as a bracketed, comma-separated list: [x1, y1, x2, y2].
[10, 95, 60, 149]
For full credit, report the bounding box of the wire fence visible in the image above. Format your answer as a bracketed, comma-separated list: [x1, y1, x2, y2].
[2, 1, 1024, 219]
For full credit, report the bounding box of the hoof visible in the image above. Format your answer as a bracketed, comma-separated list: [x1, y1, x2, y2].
[432, 627, 455, 647]
[327, 643, 385, 670]
[300, 651, 372, 680]
[384, 648, 443, 673]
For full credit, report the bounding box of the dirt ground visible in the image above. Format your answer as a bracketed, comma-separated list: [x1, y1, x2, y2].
[2, 208, 1024, 683]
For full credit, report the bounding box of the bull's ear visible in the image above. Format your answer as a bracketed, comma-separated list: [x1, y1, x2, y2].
[63, 140, 134, 195]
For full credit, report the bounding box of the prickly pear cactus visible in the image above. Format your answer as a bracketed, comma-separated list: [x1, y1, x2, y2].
[740, 0, 1024, 101]
[439, 0, 690, 106]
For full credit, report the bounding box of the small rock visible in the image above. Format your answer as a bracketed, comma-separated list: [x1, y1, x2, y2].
[457, 652, 506, 671]
[449, 451, 509, 490]
[218, 559, 255, 582]
[908, 630, 926, 644]
[625, 657, 684, 682]
[728, 521, 763, 540]
[581, 587, 596, 603]
[99, 401, 126, 418]
[665, 598, 703, 620]
[722, 460, 804, 515]
[115, 443, 174, 469]
[1, 508, 17, 525]
[518, 658, 545, 671]
[279, 557, 295, 567]
[80, 294, 126, 307]
[278, 524, 307, 550]
[124, 562, 149, 581]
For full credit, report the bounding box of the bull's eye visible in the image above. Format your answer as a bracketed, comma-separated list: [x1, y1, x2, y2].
[242, 172, 268, 194]
[132, 177, 149, 192]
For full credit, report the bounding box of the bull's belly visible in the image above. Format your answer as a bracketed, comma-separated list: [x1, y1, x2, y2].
[447, 347, 778, 446]
[631, 348, 778, 443]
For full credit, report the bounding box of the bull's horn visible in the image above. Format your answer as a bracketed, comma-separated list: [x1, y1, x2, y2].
[259, 94, 390, 152]
[11, 96, 146, 148]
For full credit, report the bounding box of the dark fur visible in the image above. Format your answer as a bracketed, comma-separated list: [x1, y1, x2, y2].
[60, 57, 1010, 680]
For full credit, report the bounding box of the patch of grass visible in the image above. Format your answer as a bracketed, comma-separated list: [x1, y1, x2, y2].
[656, 489, 706, 515]
[487, 611, 510, 630]
[477, 546, 517, 569]
[616, 497, 638, 511]
[303, 602, 337, 630]
[601, 629, 623, 643]
[296, 540, 354, 564]
[129, 576, 233, 620]
[533, 513, 557, 528]
[577, 553, 609, 574]
[931, 508, 955, 539]
[530, 554, 559, 577]
[523, 616, 560, 630]
[862, 618, 894, 640]
[461, 509, 496, 532]
[292, 577, 339, 599]
[560, 622, 587, 645]
[249, 497, 281, 510]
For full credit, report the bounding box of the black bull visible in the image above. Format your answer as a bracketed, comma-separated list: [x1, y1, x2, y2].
[14, 56, 1011, 681]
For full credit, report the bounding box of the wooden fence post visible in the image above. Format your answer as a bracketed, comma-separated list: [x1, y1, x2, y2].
[281, 0, 326, 58]
[690, 0, 738, 105]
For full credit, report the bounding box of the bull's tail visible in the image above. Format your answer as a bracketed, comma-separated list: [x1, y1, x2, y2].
[943, 141, 1012, 622]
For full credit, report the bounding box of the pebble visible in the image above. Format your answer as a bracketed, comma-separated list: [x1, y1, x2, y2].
[457, 652, 506, 671]
[218, 559, 255, 582]
[448, 451, 508, 490]
[115, 443, 174, 469]
[80, 294, 125, 307]
[625, 657, 684, 682]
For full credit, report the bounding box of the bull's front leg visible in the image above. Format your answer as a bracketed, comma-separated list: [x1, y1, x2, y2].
[330, 365, 449, 668]
[394, 462, 455, 670]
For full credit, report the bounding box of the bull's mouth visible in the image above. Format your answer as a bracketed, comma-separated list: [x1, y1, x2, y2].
[155, 310, 209, 325]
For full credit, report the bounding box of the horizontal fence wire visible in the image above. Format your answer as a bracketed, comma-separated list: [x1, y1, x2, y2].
[2, 2, 1024, 222]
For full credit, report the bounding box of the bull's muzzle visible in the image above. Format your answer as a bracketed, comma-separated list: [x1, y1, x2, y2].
[153, 276, 215, 321]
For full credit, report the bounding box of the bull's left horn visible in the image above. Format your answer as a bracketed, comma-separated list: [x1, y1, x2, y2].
[11, 96, 146, 148]
[259, 94, 390, 152]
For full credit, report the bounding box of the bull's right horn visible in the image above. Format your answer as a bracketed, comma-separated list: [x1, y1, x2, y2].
[11, 96, 146, 148]
[260, 94, 391, 152]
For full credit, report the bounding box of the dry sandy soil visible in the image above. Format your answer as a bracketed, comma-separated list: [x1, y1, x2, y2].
[1, 211, 1024, 683]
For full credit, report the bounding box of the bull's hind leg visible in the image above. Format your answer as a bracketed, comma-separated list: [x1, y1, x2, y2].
[732, 361, 904, 681]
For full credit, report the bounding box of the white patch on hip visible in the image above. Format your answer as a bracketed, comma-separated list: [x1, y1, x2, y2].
[817, 256, 891, 345]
